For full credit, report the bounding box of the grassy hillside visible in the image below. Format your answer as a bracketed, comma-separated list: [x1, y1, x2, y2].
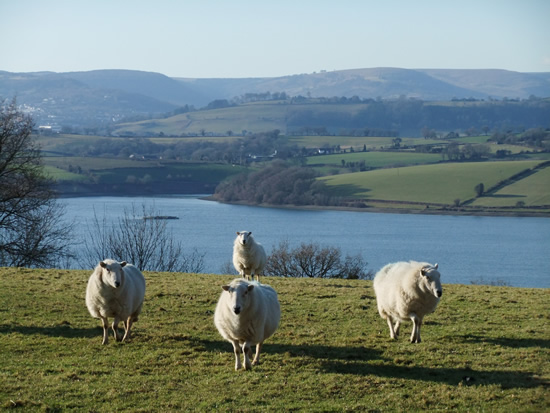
[115, 102, 291, 136]
[0, 268, 548, 411]
[471, 165, 550, 207]
[110, 97, 550, 138]
[307, 151, 443, 168]
[319, 160, 545, 206]
[42, 155, 248, 196]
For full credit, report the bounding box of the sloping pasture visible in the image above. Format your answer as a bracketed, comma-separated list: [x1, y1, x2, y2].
[307, 151, 442, 168]
[0, 268, 548, 411]
[319, 160, 544, 205]
[472, 165, 550, 207]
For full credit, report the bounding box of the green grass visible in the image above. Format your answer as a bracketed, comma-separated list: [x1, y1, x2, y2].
[43, 165, 88, 182]
[42, 156, 247, 189]
[289, 135, 441, 150]
[472, 165, 550, 207]
[450, 135, 491, 144]
[319, 160, 544, 205]
[43, 156, 162, 172]
[0, 268, 548, 411]
[307, 151, 442, 168]
[91, 163, 243, 185]
[115, 102, 291, 136]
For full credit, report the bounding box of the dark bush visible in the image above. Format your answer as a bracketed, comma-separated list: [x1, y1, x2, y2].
[265, 240, 373, 280]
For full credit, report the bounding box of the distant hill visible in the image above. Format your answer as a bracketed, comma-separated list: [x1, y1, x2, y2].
[0, 70, 184, 128]
[1, 68, 549, 130]
[177, 68, 550, 102]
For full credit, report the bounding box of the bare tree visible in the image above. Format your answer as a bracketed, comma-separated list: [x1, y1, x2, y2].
[83, 203, 205, 273]
[265, 240, 372, 279]
[0, 98, 74, 267]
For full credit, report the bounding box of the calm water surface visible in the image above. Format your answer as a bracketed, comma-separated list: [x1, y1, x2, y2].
[60, 196, 550, 288]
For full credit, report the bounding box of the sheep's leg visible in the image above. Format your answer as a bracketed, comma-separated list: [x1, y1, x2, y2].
[122, 316, 133, 342]
[242, 342, 253, 370]
[252, 342, 263, 365]
[394, 321, 401, 338]
[385, 316, 398, 340]
[231, 340, 242, 370]
[111, 319, 122, 342]
[410, 314, 421, 343]
[100, 317, 109, 345]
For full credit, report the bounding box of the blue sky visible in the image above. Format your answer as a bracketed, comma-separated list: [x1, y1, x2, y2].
[1, 0, 549, 78]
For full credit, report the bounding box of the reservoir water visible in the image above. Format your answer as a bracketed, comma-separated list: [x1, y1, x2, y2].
[60, 196, 550, 288]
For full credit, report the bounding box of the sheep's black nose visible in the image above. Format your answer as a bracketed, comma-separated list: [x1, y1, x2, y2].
[115, 281, 121, 288]
[233, 306, 241, 315]
[437, 290, 442, 297]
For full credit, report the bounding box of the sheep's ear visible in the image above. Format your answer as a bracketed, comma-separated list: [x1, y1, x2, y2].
[433, 263, 438, 270]
[222, 285, 230, 291]
[120, 261, 127, 267]
[99, 261, 107, 268]
[247, 285, 254, 292]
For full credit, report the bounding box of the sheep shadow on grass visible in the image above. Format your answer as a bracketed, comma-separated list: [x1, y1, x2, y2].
[191, 337, 383, 363]
[321, 360, 547, 389]
[458, 334, 550, 349]
[0, 323, 98, 339]
[190, 337, 546, 390]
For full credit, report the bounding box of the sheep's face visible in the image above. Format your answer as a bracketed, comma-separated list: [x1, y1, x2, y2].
[99, 260, 127, 289]
[236, 231, 252, 246]
[222, 282, 254, 315]
[420, 264, 442, 298]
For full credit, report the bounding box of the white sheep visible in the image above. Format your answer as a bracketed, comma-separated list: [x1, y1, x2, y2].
[214, 278, 281, 370]
[232, 231, 267, 282]
[85, 259, 146, 345]
[373, 261, 442, 343]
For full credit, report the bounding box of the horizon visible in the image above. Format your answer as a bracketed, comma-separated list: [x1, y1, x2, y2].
[1, 0, 549, 78]
[3, 66, 550, 81]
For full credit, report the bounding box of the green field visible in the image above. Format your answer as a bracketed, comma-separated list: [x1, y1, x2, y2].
[43, 156, 162, 172]
[42, 155, 246, 185]
[43, 165, 88, 182]
[472, 165, 550, 207]
[307, 151, 443, 168]
[115, 102, 292, 136]
[1, 268, 548, 411]
[320, 160, 544, 205]
[289, 136, 441, 150]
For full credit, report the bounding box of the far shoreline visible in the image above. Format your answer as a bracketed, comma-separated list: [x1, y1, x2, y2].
[54, 190, 550, 218]
[201, 196, 550, 218]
